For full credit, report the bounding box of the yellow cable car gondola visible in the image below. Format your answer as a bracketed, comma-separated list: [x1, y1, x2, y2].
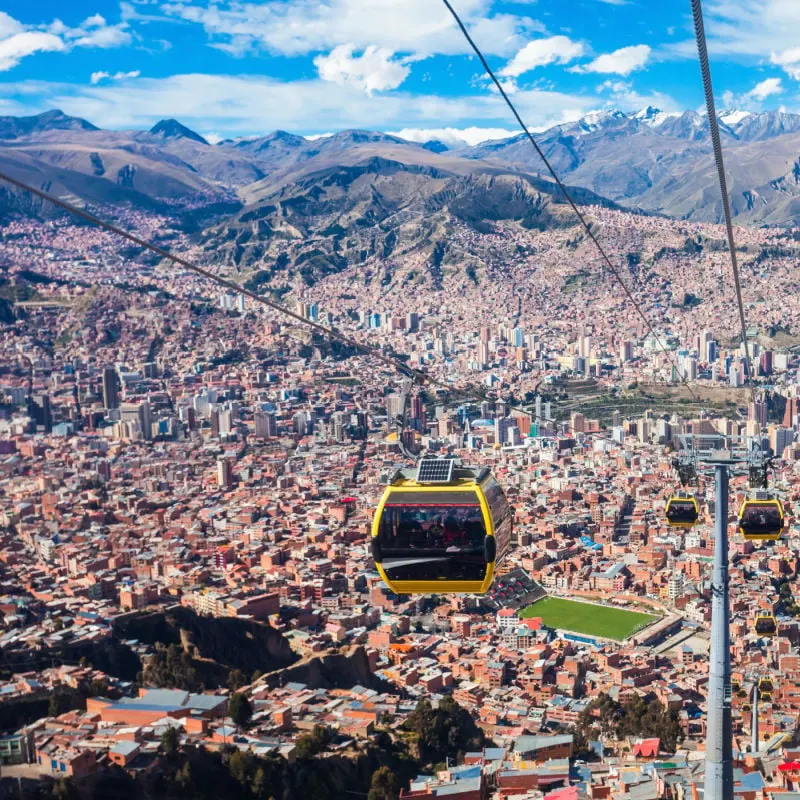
[371, 459, 512, 594]
[754, 614, 777, 637]
[758, 677, 774, 696]
[738, 497, 784, 541]
[665, 494, 699, 529]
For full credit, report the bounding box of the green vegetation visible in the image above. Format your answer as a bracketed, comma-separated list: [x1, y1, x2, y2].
[228, 692, 252, 727]
[295, 724, 332, 759]
[520, 597, 658, 641]
[577, 692, 684, 753]
[405, 696, 488, 764]
[141, 643, 201, 691]
[369, 767, 400, 800]
[562, 271, 589, 294]
[161, 726, 180, 756]
[29, 697, 482, 800]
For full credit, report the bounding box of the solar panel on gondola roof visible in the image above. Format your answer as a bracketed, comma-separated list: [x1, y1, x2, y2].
[415, 458, 455, 484]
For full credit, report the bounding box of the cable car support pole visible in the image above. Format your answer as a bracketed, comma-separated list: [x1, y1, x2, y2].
[705, 460, 733, 799]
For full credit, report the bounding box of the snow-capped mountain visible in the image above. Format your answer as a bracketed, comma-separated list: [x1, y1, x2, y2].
[462, 106, 800, 225]
[633, 106, 681, 127]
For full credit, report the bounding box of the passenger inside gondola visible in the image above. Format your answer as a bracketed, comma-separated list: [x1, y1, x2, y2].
[741, 504, 782, 537]
[666, 500, 697, 526]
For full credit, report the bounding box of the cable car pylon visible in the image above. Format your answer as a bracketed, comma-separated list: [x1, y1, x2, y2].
[674, 433, 782, 797]
[704, 449, 734, 799]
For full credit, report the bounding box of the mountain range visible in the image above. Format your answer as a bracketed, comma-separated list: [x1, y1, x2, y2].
[2, 107, 800, 281]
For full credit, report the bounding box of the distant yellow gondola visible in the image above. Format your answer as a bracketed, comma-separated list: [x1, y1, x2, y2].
[665, 495, 699, 528]
[739, 498, 784, 541]
[371, 459, 512, 594]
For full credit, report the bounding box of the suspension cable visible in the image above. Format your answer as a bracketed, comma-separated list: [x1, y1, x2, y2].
[440, 0, 699, 401]
[690, 0, 755, 404]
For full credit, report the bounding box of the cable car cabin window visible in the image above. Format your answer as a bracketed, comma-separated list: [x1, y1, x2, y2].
[379, 505, 487, 552]
[378, 495, 488, 582]
[666, 501, 697, 525]
[740, 504, 782, 537]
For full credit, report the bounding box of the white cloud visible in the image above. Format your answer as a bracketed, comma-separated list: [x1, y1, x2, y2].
[500, 35, 584, 78]
[388, 126, 519, 146]
[0, 11, 130, 73]
[668, 1, 800, 62]
[0, 73, 599, 139]
[747, 76, 784, 99]
[0, 32, 66, 72]
[160, 0, 545, 58]
[314, 45, 411, 94]
[596, 79, 631, 94]
[574, 44, 651, 76]
[0, 11, 24, 39]
[90, 69, 141, 84]
[771, 48, 800, 81]
[72, 25, 131, 49]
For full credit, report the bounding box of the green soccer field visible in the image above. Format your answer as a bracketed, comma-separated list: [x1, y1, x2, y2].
[519, 596, 659, 641]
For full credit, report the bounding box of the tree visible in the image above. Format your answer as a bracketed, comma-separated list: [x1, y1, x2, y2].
[405, 697, 487, 764]
[229, 692, 252, 727]
[176, 761, 193, 789]
[51, 779, 79, 800]
[251, 767, 268, 800]
[160, 726, 180, 756]
[295, 725, 331, 759]
[228, 669, 247, 691]
[49, 693, 66, 717]
[369, 766, 400, 800]
[228, 750, 252, 784]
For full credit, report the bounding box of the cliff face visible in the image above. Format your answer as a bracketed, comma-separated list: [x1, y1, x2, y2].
[261, 645, 392, 692]
[112, 607, 298, 687]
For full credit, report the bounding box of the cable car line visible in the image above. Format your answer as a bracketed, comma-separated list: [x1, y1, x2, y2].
[440, 0, 699, 402]
[690, 0, 755, 404]
[0, 170, 534, 420]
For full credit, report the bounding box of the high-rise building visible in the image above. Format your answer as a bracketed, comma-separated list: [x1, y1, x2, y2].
[29, 394, 52, 431]
[406, 312, 419, 332]
[570, 412, 586, 433]
[120, 401, 152, 440]
[217, 457, 234, 489]
[784, 397, 798, 429]
[331, 412, 345, 442]
[748, 401, 767, 428]
[620, 341, 633, 363]
[218, 408, 233, 437]
[254, 411, 277, 438]
[292, 411, 312, 435]
[102, 366, 120, 409]
[494, 417, 510, 445]
[770, 426, 794, 457]
[386, 394, 405, 423]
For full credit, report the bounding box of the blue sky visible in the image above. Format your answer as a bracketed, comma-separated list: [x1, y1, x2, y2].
[0, 0, 798, 144]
